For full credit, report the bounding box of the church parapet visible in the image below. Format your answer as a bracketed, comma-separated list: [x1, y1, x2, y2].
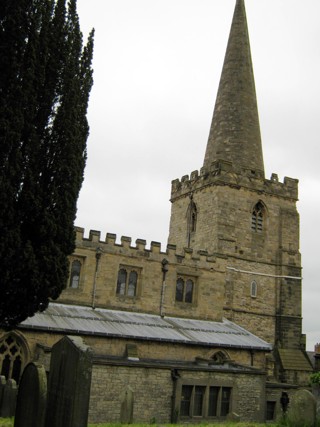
[73, 227, 218, 265]
[89, 230, 101, 242]
[170, 160, 299, 201]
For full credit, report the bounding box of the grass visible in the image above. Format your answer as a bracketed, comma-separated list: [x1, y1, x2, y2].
[87, 424, 272, 427]
[2, 420, 315, 427]
[1, 421, 272, 427]
[0, 419, 14, 427]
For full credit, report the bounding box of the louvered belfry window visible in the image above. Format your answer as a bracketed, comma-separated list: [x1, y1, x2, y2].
[251, 202, 264, 232]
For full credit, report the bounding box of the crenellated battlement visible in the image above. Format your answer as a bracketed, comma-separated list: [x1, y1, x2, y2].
[74, 227, 217, 265]
[171, 160, 298, 201]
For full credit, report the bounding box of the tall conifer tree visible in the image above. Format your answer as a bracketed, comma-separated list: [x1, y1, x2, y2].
[0, 0, 94, 327]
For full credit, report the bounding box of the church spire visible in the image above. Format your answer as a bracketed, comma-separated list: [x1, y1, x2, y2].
[203, 0, 264, 177]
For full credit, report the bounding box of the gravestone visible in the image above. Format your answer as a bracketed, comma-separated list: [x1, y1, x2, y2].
[312, 385, 320, 420]
[14, 362, 47, 427]
[45, 336, 93, 427]
[286, 389, 316, 427]
[0, 375, 6, 412]
[0, 378, 17, 417]
[120, 386, 134, 423]
[226, 412, 241, 422]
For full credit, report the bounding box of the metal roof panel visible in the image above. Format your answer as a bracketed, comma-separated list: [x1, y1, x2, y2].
[20, 303, 272, 350]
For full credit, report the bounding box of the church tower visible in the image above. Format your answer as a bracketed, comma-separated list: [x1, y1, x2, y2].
[168, 0, 312, 383]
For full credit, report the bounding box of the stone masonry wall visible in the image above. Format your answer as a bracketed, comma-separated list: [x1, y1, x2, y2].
[89, 361, 266, 423]
[89, 363, 172, 424]
[59, 228, 226, 322]
[168, 166, 302, 352]
[83, 335, 267, 370]
[14, 328, 267, 373]
[169, 173, 299, 263]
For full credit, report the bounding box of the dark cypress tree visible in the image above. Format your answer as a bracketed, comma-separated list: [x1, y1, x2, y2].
[0, 0, 94, 327]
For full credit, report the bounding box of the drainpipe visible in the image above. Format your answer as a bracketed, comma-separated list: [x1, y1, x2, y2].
[160, 258, 169, 317]
[171, 368, 180, 423]
[92, 247, 102, 309]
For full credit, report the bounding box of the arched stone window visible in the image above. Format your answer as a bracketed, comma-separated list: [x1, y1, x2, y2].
[211, 350, 229, 364]
[190, 208, 197, 233]
[127, 271, 138, 297]
[175, 277, 194, 303]
[251, 201, 265, 233]
[175, 278, 184, 302]
[116, 268, 127, 295]
[0, 333, 29, 384]
[116, 266, 139, 297]
[69, 259, 82, 288]
[251, 280, 258, 298]
[187, 196, 197, 247]
[185, 279, 193, 303]
[187, 198, 197, 232]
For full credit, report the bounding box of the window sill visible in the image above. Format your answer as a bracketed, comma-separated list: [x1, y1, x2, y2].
[174, 301, 197, 308]
[116, 295, 140, 301]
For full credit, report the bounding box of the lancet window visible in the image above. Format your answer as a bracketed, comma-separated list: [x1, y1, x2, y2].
[187, 196, 197, 247]
[175, 277, 194, 303]
[250, 280, 258, 298]
[116, 266, 139, 297]
[69, 259, 82, 288]
[251, 202, 265, 233]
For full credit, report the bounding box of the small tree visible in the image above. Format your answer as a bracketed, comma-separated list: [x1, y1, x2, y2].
[310, 372, 320, 386]
[0, 0, 94, 327]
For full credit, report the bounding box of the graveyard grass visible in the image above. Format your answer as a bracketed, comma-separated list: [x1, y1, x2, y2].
[0, 422, 311, 427]
[0, 422, 271, 427]
[0, 421, 300, 427]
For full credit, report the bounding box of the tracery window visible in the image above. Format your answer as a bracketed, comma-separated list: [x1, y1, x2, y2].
[251, 201, 265, 233]
[0, 334, 27, 384]
[116, 266, 139, 297]
[211, 350, 229, 364]
[69, 259, 82, 288]
[175, 277, 194, 303]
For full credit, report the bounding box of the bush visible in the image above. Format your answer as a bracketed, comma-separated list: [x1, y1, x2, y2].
[0, 418, 14, 427]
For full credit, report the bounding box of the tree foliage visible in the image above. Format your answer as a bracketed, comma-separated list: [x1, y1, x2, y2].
[310, 371, 320, 386]
[0, 0, 94, 327]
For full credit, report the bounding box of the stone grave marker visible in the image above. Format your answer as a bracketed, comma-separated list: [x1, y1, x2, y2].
[286, 389, 316, 427]
[0, 375, 6, 412]
[45, 335, 93, 427]
[120, 386, 134, 423]
[14, 362, 47, 427]
[0, 378, 17, 417]
[227, 412, 241, 422]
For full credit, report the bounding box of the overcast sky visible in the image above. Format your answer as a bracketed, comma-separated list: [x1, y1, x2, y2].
[75, 0, 320, 351]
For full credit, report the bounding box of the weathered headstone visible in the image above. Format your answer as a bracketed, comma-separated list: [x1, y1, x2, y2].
[286, 389, 316, 427]
[312, 385, 320, 420]
[226, 412, 241, 422]
[120, 386, 134, 423]
[0, 375, 6, 412]
[45, 336, 93, 427]
[14, 362, 47, 427]
[0, 378, 17, 417]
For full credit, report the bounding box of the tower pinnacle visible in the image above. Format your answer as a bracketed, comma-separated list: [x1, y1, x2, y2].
[203, 0, 264, 177]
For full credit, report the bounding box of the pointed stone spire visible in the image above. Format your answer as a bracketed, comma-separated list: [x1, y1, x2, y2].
[203, 0, 264, 177]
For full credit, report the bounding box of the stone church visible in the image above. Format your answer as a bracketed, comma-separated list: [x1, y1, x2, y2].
[0, 0, 314, 423]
